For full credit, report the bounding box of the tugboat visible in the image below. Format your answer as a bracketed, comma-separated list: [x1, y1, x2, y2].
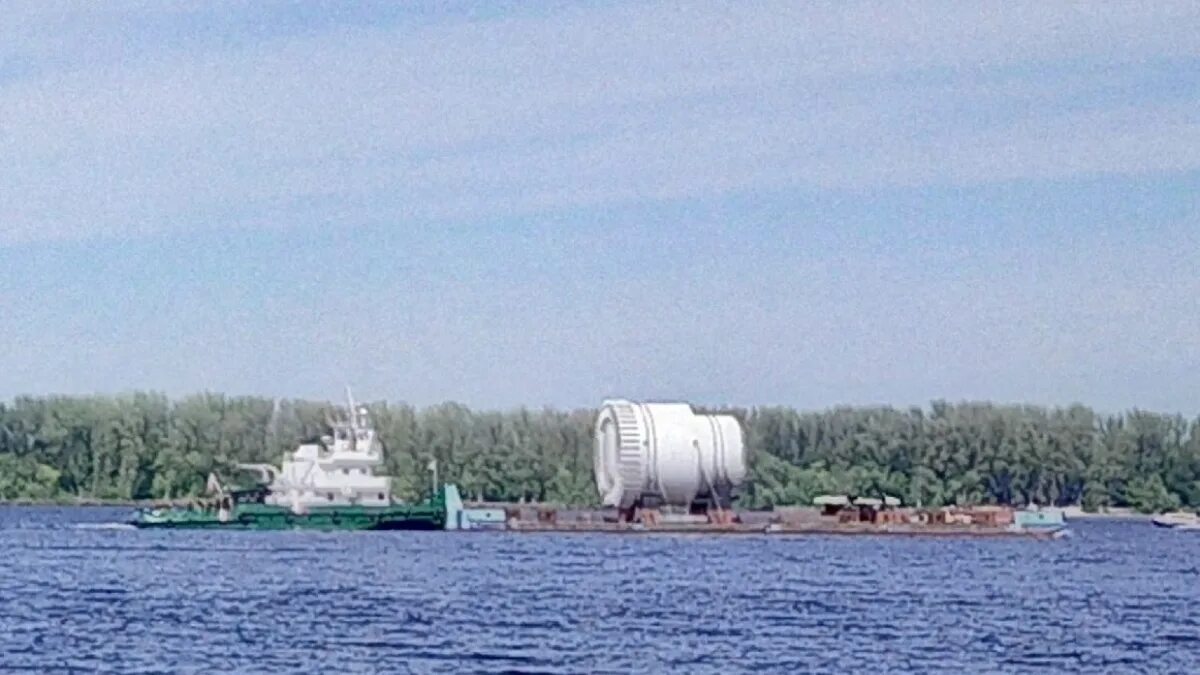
[129, 389, 446, 530]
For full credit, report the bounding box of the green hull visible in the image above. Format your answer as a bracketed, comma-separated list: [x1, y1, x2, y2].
[130, 500, 446, 531]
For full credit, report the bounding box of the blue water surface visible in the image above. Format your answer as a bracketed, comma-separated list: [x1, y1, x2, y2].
[0, 508, 1197, 674]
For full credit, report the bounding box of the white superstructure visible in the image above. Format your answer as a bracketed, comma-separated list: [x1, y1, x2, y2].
[593, 399, 747, 511]
[241, 388, 392, 512]
[1151, 511, 1200, 529]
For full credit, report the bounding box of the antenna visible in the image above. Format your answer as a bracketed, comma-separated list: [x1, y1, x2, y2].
[345, 385, 357, 430]
[344, 384, 362, 453]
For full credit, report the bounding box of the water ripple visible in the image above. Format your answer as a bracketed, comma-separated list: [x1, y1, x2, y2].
[1, 508, 1199, 673]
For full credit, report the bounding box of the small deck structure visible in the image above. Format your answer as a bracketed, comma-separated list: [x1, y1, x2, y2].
[814, 494, 907, 524]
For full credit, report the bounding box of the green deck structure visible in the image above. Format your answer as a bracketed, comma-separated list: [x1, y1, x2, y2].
[129, 486, 447, 531]
[1013, 506, 1066, 532]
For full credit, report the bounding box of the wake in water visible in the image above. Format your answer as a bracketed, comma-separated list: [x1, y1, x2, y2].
[72, 523, 136, 531]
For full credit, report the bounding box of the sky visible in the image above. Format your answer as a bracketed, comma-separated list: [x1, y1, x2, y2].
[1, 1, 1198, 413]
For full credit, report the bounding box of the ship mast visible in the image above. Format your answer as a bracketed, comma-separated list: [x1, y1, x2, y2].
[345, 384, 357, 451]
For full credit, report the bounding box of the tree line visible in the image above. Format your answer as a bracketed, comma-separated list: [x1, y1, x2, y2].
[0, 394, 1197, 512]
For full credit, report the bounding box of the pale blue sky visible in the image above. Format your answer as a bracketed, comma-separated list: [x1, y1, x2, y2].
[1, 1, 1198, 412]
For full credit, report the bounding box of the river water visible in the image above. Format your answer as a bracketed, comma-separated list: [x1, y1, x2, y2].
[0, 507, 1196, 674]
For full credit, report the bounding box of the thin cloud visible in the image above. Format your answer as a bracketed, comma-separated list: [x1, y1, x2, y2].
[2, 1, 1199, 245]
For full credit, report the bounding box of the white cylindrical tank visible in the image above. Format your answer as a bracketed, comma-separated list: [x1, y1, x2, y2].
[594, 399, 747, 510]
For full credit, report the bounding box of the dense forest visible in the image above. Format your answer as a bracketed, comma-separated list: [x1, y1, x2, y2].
[1, 394, 1198, 513]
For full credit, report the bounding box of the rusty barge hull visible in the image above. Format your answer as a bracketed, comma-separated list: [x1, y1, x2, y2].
[497, 523, 1065, 539]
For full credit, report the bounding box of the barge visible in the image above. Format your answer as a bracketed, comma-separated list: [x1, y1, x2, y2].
[128, 393, 1067, 539]
[500, 522, 1068, 539]
[490, 500, 1068, 538]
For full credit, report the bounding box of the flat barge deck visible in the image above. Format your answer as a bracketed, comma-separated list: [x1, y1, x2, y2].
[499, 521, 1065, 538]
[460, 499, 1068, 539]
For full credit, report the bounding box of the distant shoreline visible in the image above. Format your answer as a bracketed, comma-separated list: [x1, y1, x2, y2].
[0, 498, 188, 508]
[0, 499, 1160, 520]
[1063, 509, 1153, 521]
